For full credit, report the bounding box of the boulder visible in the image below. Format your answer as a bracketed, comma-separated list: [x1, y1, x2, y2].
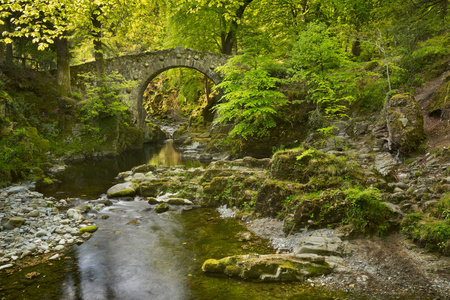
[1, 217, 26, 230]
[386, 94, 424, 155]
[107, 182, 137, 197]
[202, 253, 332, 282]
[138, 179, 169, 197]
[143, 123, 167, 144]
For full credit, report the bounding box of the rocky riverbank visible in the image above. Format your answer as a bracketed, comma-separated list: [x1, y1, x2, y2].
[0, 184, 98, 273]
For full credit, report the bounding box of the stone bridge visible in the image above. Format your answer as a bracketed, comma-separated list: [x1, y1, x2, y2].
[70, 47, 229, 128]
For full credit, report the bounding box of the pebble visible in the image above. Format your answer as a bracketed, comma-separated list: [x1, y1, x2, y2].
[0, 184, 95, 266]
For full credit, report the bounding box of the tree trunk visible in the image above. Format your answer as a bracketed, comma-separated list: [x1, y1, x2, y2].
[220, 0, 253, 55]
[352, 39, 362, 57]
[5, 43, 12, 64]
[0, 24, 3, 63]
[91, 9, 104, 78]
[0, 42, 4, 64]
[56, 37, 71, 97]
[4, 21, 13, 64]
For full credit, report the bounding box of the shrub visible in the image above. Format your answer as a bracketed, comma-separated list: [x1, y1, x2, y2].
[344, 187, 393, 235]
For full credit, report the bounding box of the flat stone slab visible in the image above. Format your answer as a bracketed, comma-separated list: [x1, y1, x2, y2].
[293, 236, 345, 257]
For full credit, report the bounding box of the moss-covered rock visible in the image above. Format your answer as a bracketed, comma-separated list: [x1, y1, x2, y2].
[107, 182, 137, 197]
[132, 164, 157, 174]
[155, 202, 169, 213]
[386, 94, 424, 155]
[254, 179, 304, 218]
[138, 179, 169, 197]
[202, 254, 332, 282]
[425, 80, 450, 120]
[79, 225, 98, 233]
[292, 190, 347, 232]
[270, 148, 363, 187]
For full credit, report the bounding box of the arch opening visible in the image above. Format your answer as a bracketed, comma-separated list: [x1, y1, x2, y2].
[137, 66, 220, 129]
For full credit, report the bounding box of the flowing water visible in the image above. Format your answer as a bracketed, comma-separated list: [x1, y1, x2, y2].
[0, 140, 351, 300]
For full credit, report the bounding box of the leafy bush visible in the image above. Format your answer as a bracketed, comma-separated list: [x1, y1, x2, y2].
[344, 187, 394, 235]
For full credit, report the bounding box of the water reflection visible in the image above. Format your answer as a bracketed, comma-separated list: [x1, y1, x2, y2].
[38, 140, 196, 199]
[148, 140, 182, 166]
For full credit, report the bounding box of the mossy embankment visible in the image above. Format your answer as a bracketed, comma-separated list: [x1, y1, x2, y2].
[0, 67, 150, 187]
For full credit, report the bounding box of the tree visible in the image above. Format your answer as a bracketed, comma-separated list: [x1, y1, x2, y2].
[165, 0, 253, 54]
[289, 22, 356, 121]
[214, 53, 288, 140]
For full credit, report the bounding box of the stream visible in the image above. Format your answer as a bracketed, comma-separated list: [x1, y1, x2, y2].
[0, 140, 349, 300]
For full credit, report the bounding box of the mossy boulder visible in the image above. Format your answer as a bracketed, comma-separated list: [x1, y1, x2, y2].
[292, 190, 347, 232]
[132, 164, 157, 174]
[270, 148, 362, 188]
[254, 179, 304, 218]
[203, 177, 230, 194]
[165, 198, 193, 205]
[107, 182, 137, 197]
[155, 202, 169, 213]
[202, 254, 332, 282]
[386, 94, 424, 155]
[138, 179, 169, 197]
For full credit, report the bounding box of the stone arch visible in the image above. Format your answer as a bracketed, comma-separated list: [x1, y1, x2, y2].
[71, 48, 229, 128]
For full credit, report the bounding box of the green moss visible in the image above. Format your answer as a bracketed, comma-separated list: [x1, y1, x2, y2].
[202, 259, 225, 273]
[402, 213, 450, 255]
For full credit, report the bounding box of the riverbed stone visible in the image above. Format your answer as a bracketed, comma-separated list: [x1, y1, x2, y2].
[79, 226, 98, 233]
[1, 217, 26, 230]
[67, 208, 84, 221]
[26, 210, 40, 217]
[107, 182, 137, 197]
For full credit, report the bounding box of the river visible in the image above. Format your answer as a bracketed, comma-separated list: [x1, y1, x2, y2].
[0, 140, 350, 300]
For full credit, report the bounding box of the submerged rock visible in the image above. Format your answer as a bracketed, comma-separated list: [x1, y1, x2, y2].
[155, 202, 169, 213]
[202, 253, 332, 282]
